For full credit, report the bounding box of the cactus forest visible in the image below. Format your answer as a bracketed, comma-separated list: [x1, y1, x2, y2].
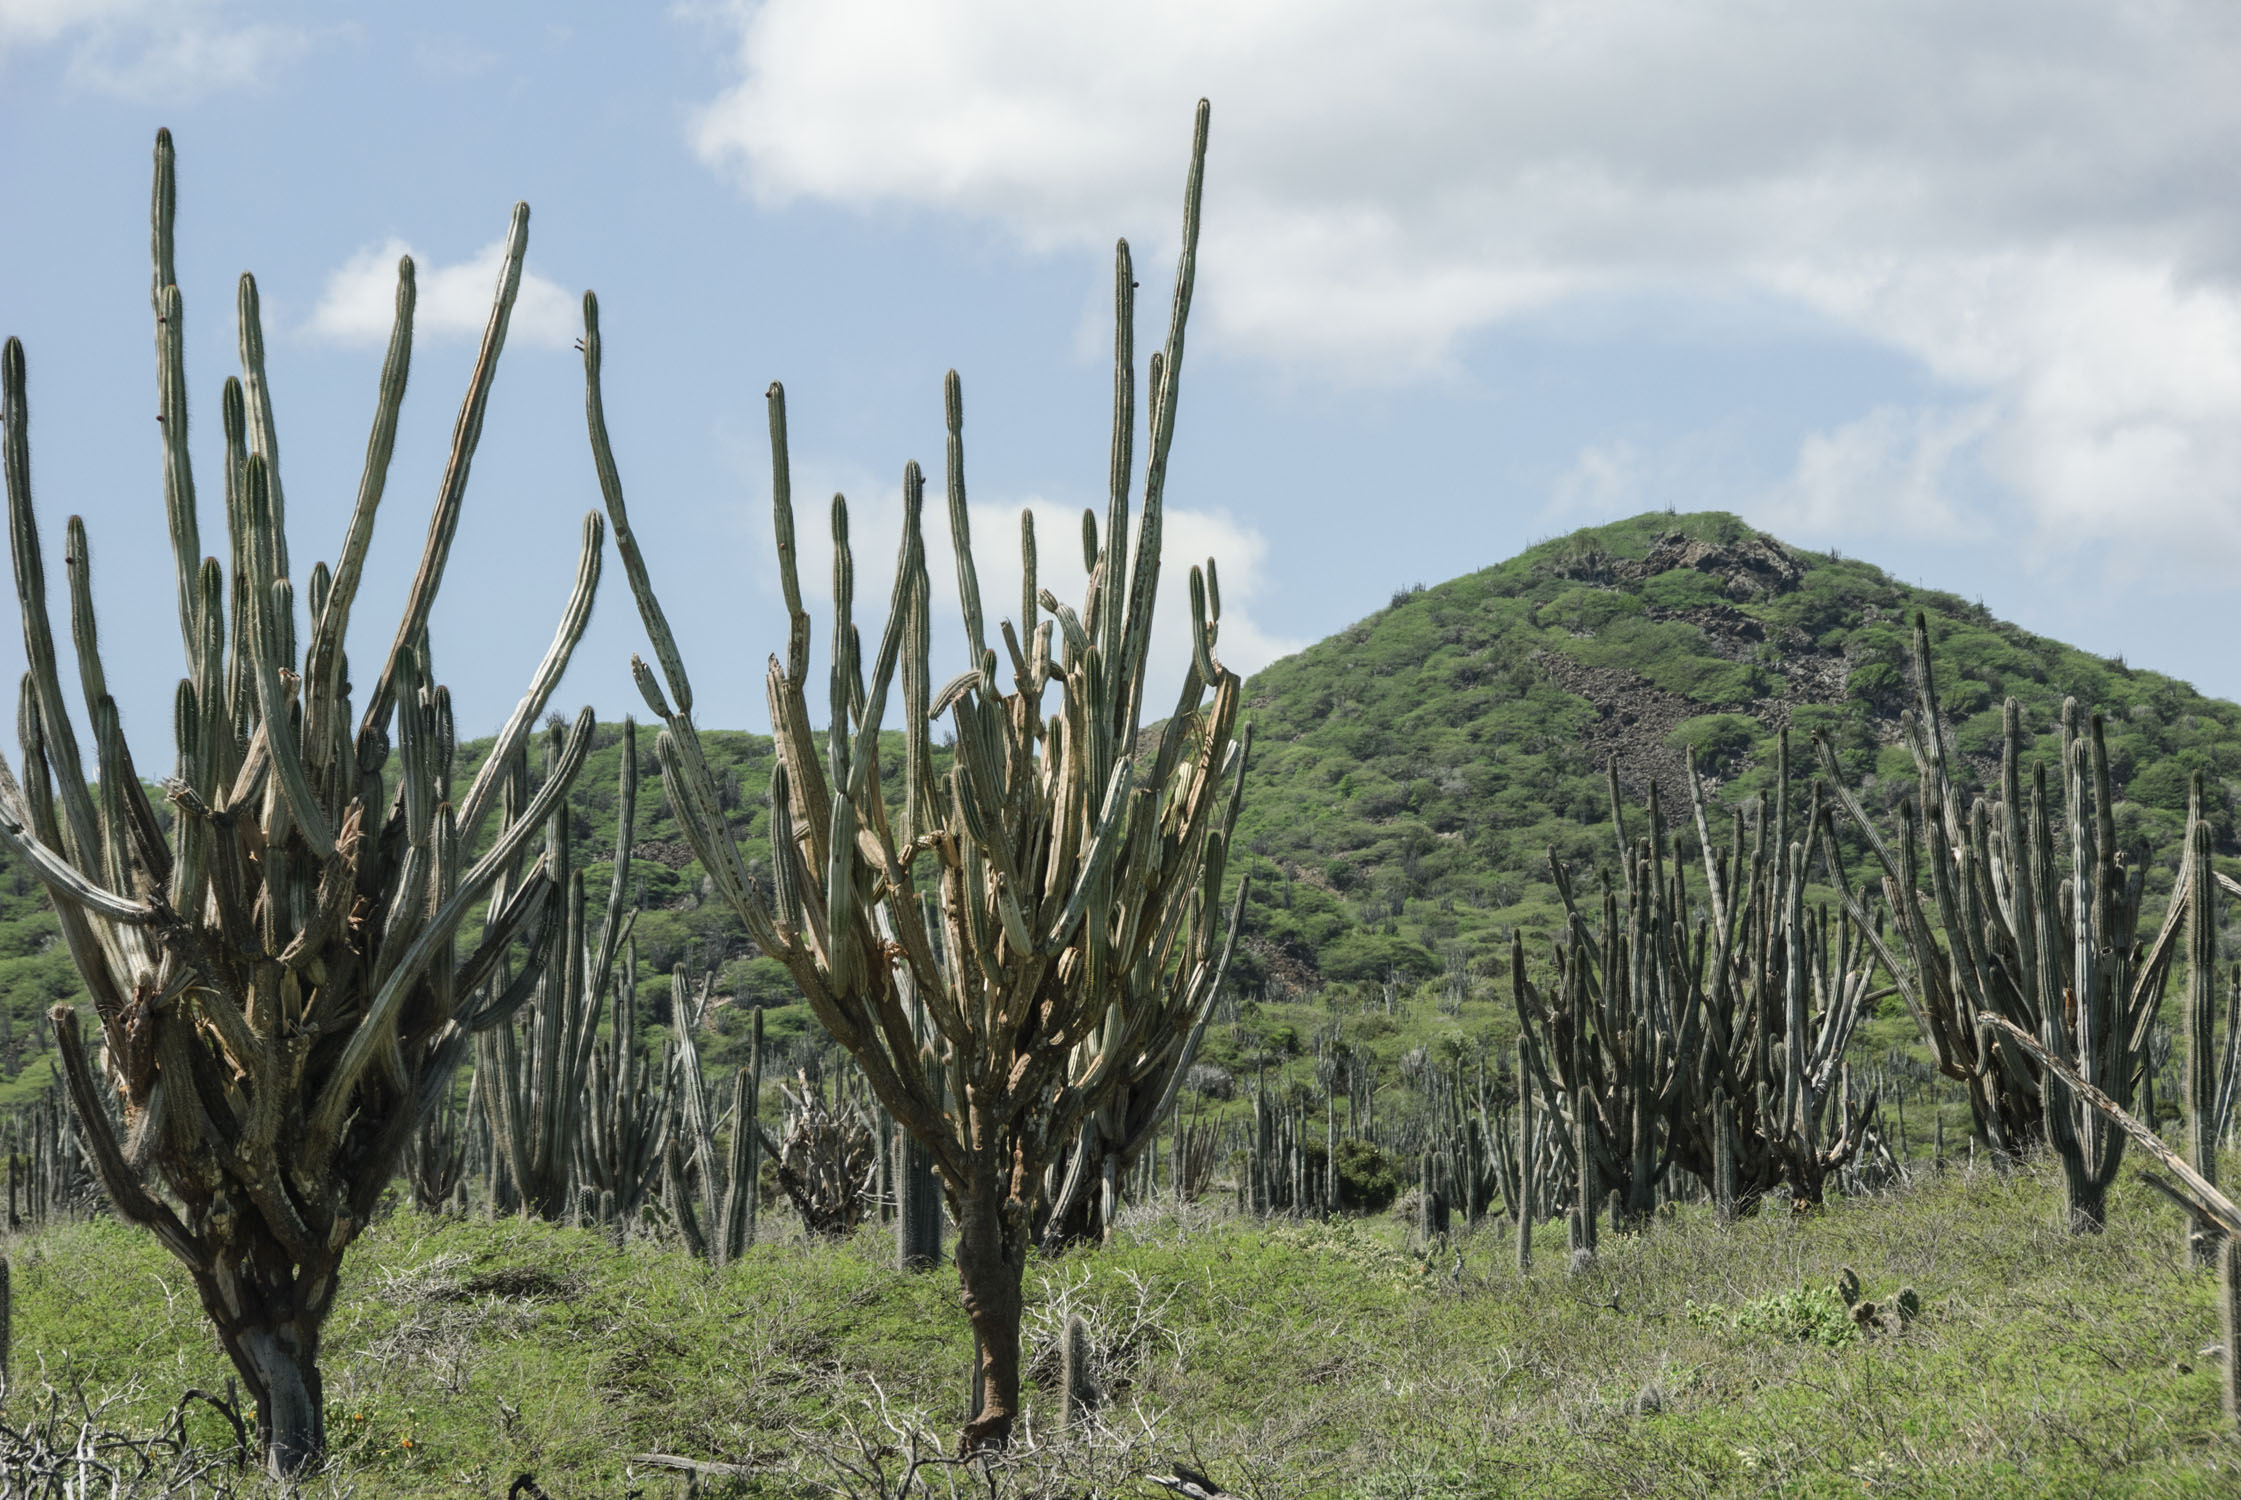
[3, 112, 2241, 1498]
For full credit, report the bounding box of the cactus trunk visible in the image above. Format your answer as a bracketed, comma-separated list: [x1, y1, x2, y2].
[585, 102, 1233, 1455]
[956, 1184, 1029, 1450]
[2, 133, 600, 1476]
[2223, 1234, 2241, 1426]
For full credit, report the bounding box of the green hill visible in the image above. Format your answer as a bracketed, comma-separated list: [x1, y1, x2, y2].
[4, 509, 2239, 1106]
[1223, 509, 2241, 1008]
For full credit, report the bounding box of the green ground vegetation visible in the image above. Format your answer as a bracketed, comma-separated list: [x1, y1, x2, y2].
[4, 1152, 2236, 1497]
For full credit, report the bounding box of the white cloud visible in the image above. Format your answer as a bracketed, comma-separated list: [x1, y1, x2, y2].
[1762, 404, 1997, 545]
[307, 237, 577, 350]
[0, 0, 320, 99]
[690, 0, 2241, 570]
[1547, 441, 1649, 524]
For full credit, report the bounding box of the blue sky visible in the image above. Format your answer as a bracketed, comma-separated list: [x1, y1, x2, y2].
[4, 1, 2239, 759]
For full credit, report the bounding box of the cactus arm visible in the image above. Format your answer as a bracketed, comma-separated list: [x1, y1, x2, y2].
[305, 256, 414, 753]
[304, 706, 593, 1161]
[1099, 240, 1134, 683]
[1113, 102, 1209, 746]
[846, 466, 922, 810]
[0, 799, 152, 922]
[3, 341, 107, 875]
[360, 202, 529, 744]
[580, 292, 692, 715]
[450, 866, 556, 1023]
[49, 1007, 203, 1263]
[1984, 1010, 2241, 1236]
[242, 492, 335, 855]
[233, 275, 292, 594]
[154, 285, 204, 669]
[453, 511, 604, 845]
[768, 382, 812, 686]
[587, 718, 638, 1000]
[1117, 874, 1249, 1162]
[943, 372, 988, 668]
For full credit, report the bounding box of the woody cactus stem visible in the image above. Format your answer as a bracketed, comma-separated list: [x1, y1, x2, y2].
[480, 714, 638, 1221]
[898, 1123, 944, 1269]
[586, 102, 1243, 1452]
[666, 966, 765, 1263]
[579, 932, 674, 1231]
[1514, 743, 1883, 1222]
[2187, 773, 2224, 1268]
[1822, 616, 2167, 1232]
[0, 132, 600, 1476]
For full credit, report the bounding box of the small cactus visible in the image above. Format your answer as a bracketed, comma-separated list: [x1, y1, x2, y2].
[1836, 1266, 1862, 1307]
[1059, 1313, 1097, 1432]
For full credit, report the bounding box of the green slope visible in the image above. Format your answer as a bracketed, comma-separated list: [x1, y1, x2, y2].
[1224, 509, 2241, 1006]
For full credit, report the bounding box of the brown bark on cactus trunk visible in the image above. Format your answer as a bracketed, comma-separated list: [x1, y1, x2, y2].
[955, 1181, 1029, 1452]
[190, 1248, 339, 1478]
[585, 98, 1231, 1465]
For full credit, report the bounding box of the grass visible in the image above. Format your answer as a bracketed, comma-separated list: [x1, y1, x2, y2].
[5, 1151, 2240, 1497]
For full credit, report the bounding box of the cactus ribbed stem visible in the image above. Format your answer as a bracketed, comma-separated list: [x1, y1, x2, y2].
[588, 104, 1228, 1453]
[2224, 1234, 2241, 1426]
[0, 135, 601, 1477]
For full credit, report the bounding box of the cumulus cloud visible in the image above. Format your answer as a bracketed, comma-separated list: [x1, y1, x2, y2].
[1762, 404, 1998, 545]
[0, 0, 321, 99]
[690, 0, 2241, 568]
[307, 237, 577, 350]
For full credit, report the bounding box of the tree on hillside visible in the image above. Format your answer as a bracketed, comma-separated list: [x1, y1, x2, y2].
[0, 132, 600, 1475]
[585, 102, 1247, 1450]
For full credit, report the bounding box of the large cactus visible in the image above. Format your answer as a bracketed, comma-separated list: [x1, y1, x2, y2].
[1820, 616, 2170, 1231]
[480, 715, 638, 1220]
[586, 103, 1244, 1449]
[1513, 744, 1882, 1226]
[2181, 773, 2241, 1265]
[578, 935, 675, 1231]
[0, 133, 599, 1474]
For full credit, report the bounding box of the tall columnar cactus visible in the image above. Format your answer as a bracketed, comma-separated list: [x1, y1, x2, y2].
[1513, 744, 1882, 1224]
[668, 996, 764, 1264]
[578, 936, 675, 1232]
[1821, 616, 2170, 1232]
[1982, 1011, 2241, 1427]
[0, 133, 600, 1474]
[480, 715, 638, 1221]
[897, 1122, 944, 1269]
[2182, 773, 2241, 1266]
[586, 103, 1243, 1450]
[405, 1068, 473, 1214]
